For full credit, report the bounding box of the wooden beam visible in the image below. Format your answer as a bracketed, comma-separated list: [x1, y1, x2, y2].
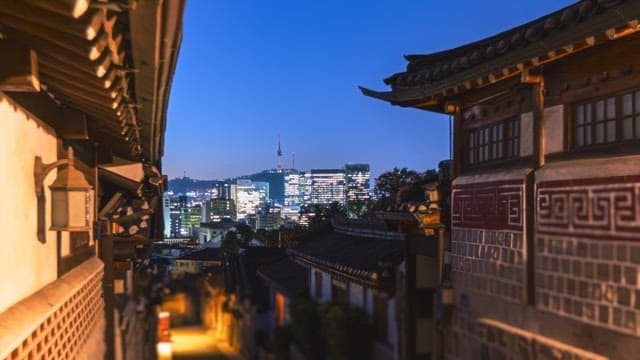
[604, 28, 616, 40]
[0, 40, 39, 92]
[5, 92, 88, 139]
[585, 36, 596, 46]
[25, 0, 90, 19]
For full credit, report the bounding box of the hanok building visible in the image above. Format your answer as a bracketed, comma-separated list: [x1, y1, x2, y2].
[363, 1, 640, 359]
[289, 219, 404, 360]
[0, 1, 183, 359]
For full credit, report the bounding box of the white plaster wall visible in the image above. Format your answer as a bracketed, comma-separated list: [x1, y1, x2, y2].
[348, 282, 364, 308]
[543, 105, 564, 154]
[520, 112, 534, 157]
[321, 272, 332, 303]
[365, 288, 374, 316]
[0, 94, 59, 313]
[537, 154, 640, 182]
[387, 297, 398, 351]
[309, 268, 316, 298]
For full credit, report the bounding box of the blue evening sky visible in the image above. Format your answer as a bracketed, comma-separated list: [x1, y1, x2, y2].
[163, 0, 573, 181]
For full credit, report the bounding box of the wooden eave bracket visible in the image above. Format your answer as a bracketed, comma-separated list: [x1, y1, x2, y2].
[0, 40, 39, 92]
[521, 69, 542, 84]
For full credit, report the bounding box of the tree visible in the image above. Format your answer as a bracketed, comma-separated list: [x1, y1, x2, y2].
[221, 231, 239, 254]
[305, 202, 346, 232]
[235, 223, 255, 244]
[373, 167, 438, 209]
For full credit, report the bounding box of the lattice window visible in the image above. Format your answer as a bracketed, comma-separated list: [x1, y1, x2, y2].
[467, 117, 520, 166]
[573, 89, 640, 148]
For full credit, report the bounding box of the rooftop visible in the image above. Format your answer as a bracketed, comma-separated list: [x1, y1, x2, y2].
[257, 257, 309, 297]
[361, 0, 640, 112]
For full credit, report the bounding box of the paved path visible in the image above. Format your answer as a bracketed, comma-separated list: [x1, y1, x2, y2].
[169, 326, 240, 360]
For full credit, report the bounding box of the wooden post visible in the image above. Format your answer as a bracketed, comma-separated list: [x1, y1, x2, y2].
[452, 110, 464, 179]
[522, 69, 544, 305]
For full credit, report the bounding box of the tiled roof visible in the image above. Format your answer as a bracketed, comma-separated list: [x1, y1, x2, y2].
[290, 229, 403, 283]
[361, 0, 640, 111]
[235, 247, 287, 303]
[178, 248, 223, 262]
[257, 257, 309, 297]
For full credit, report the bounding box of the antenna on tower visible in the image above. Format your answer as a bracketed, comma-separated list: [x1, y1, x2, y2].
[292, 152, 296, 170]
[277, 133, 283, 172]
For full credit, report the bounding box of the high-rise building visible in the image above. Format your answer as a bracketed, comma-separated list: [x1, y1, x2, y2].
[254, 181, 270, 204]
[235, 179, 266, 222]
[180, 204, 201, 236]
[308, 169, 345, 205]
[202, 198, 236, 222]
[256, 205, 282, 230]
[163, 192, 172, 237]
[344, 163, 371, 203]
[283, 172, 303, 220]
[168, 195, 187, 237]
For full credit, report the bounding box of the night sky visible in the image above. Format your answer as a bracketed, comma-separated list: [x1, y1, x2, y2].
[163, 0, 574, 181]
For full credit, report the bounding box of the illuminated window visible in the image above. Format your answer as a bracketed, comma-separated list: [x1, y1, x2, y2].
[467, 117, 519, 165]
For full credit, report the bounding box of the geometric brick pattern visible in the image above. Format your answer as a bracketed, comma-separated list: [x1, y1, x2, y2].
[452, 180, 524, 231]
[537, 176, 640, 241]
[2, 269, 104, 360]
[445, 312, 608, 360]
[451, 228, 526, 302]
[536, 235, 640, 336]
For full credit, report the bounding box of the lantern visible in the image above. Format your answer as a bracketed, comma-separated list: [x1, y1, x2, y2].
[35, 146, 92, 232]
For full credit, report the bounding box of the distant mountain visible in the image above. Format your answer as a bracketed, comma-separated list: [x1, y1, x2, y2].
[168, 177, 225, 194]
[240, 169, 293, 204]
[168, 170, 295, 203]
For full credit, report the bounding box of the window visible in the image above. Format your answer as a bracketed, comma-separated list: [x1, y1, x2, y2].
[467, 117, 520, 165]
[573, 89, 640, 148]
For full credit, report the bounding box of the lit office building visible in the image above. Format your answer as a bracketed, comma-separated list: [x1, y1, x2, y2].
[255, 181, 270, 204]
[283, 172, 303, 220]
[180, 205, 201, 236]
[344, 163, 371, 202]
[163, 192, 171, 237]
[202, 198, 236, 222]
[308, 169, 346, 205]
[235, 179, 268, 222]
[256, 205, 282, 231]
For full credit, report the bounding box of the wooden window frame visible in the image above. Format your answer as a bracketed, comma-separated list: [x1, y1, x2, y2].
[571, 88, 640, 150]
[466, 117, 520, 168]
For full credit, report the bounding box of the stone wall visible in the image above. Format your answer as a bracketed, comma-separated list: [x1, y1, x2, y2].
[451, 229, 525, 302]
[445, 312, 607, 360]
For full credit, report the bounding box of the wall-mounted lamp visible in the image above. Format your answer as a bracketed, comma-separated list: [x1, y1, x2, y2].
[35, 146, 92, 232]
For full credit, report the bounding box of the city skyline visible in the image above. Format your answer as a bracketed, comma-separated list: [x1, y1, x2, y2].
[163, 1, 573, 181]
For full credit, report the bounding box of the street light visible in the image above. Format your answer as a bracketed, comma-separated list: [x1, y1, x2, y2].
[34, 146, 92, 232]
